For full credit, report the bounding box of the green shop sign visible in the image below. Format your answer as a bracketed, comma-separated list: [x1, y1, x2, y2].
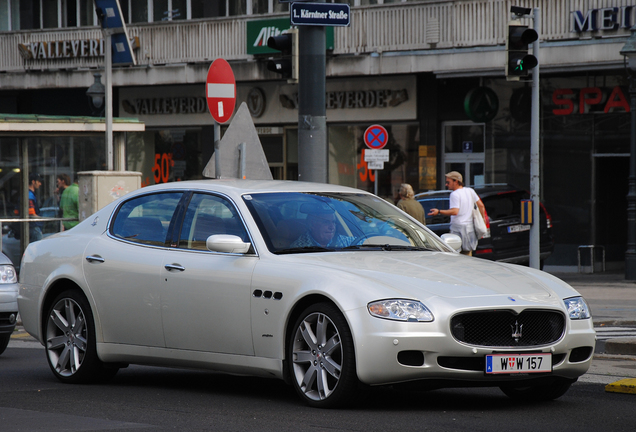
[246, 17, 334, 55]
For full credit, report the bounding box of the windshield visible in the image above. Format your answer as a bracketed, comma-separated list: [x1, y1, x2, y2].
[243, 192, 452, 254]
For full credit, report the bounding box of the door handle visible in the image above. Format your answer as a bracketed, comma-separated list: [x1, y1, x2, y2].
[85, 255, 105, 263]
[164, 263, 185, 272]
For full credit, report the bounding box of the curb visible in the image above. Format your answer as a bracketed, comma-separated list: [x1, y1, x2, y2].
[606, 379, 636, 395]
[604, 338, 636, 356]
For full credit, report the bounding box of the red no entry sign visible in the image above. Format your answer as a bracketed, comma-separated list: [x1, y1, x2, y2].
[364, 124, 389, 149]
[206, 58, 236, 124]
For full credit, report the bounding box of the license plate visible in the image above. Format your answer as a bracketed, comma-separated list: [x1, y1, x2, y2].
[507, 224, 531, 233]
[485, 353, 552, 374]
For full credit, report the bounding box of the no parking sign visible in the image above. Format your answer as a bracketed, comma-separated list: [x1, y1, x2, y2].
[364, 125, 389, 149]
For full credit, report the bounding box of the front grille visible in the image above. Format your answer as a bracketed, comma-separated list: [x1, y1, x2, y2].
[450, 310, 565, 347]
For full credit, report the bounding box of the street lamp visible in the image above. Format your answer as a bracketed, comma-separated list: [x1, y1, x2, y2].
[620, 25, 636, 280]
[86, 73, 105, 117]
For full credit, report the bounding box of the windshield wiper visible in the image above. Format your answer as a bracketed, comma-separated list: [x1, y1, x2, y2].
[341, 244, 434, 252]
[276, 246, 334, 254]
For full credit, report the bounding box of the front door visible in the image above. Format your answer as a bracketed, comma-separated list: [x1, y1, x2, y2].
[442, 121, 486, 186]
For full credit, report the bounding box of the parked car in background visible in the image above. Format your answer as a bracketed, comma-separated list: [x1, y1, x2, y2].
[416, 184, 554, 268]
[18, 180, 594, 407]
[0, 252, 18, 355]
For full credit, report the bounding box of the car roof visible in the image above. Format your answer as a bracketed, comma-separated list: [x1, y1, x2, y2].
[130, 179, 371, 197]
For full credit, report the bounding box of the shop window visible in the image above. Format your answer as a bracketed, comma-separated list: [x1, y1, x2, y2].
[328, 123, 420, 200]
[126, 128, 212, 187]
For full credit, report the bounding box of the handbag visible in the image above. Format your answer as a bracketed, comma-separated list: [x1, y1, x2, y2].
[473, 203, 487, 239]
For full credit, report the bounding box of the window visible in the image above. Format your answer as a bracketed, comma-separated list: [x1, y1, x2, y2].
[111, 192, 182, 246]
[179, 193, 248, 250]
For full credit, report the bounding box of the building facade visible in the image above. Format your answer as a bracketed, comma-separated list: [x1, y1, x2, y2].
[0, 0, 632, 270]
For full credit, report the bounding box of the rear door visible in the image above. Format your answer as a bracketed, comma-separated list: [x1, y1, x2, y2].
[84, 191, 183, 347]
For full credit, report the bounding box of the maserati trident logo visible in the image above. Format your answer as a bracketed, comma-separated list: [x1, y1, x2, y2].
[511, 320, 523, 342]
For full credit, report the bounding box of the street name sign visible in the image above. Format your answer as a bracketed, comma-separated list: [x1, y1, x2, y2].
[290, 2, 351, 27]
[206, 58, 236, 124]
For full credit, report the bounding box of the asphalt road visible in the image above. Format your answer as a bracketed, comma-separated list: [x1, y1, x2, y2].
[1, 344, 634, 432]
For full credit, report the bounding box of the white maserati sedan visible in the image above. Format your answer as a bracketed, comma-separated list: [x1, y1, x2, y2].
[18, 180, 595, 407]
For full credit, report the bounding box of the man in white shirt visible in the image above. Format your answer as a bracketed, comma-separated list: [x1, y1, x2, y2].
[428, 171, 486, 256]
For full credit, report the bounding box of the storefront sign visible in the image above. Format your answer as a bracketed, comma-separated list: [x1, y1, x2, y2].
[122, 97, 208, 115]
[552, 86, 630, 115]
[572, 6, 633, 33]
[246, 17, 334, 55]
[279, 89, 409, 111]
[18, 37, 139, 60]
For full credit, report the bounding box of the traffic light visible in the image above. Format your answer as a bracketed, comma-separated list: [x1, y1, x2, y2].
[506, 22, 538, 80]
[267, 28, 298, 84]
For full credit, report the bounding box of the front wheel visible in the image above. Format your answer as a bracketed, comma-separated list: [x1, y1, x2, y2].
[287, 303, 358, 408]
[500, 378, 575, 401]
[45, 290, 118, 383]
[0, 333, 10, 355]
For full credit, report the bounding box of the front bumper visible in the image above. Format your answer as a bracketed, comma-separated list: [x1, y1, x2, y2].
[347, 306, 596, 386]
[0, 284, 19, 336]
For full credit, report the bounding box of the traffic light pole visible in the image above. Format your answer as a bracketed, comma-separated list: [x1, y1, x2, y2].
[297, 26, 327, 183]
[529, 7, 541, 269]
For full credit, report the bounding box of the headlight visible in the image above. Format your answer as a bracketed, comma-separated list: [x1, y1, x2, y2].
[0, 265, 16, 284]
[368, 299, 434, 322]
[563, 296, 591, 320]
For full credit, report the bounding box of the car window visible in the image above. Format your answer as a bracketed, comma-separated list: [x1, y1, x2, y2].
[111, 192, 182, 246]
[482, 191, 528, 219]
[178, 193, 248, 251]
[244, 192, 452, 254]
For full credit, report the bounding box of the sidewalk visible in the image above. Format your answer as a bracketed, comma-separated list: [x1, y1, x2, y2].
[550, 270, 636, 356]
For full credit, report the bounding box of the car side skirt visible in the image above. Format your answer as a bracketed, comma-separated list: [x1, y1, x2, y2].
[97, 343, 284, 379]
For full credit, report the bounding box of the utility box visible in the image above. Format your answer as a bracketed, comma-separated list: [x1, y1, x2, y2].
[78, 171, 142, 222]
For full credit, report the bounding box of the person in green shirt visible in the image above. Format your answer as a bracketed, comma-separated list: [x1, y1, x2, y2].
[57, 174, 79, 230]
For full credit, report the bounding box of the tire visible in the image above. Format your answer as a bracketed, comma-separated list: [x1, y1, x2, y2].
[45, 290, 118, 383]
[0, 333, 10, 356]
[287, 303, 358, 408]
[500, 378, 574, 401]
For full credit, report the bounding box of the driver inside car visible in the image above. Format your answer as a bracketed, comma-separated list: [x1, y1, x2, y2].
[290, 208, 354, 249]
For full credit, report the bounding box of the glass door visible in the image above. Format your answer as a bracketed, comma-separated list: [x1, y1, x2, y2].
[442, 121, 485, 187]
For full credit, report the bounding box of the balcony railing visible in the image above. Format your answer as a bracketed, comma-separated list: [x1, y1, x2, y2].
[0, 0, 631, 73]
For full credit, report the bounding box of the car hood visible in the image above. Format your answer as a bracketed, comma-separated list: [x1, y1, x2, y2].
[280, 251, 569, 303]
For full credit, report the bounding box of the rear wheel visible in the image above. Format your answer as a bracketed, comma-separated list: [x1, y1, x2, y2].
[500, 378, 574, 401]
[287, 303, 358, 408]
[0, 333, 10, 355]
[45, 290, 118, 383]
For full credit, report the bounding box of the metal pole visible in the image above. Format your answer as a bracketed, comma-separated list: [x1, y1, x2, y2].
[105, 32, 113, 171]
[214, 122, 221, 178]
[239, 142, 247, 180]
[626, 75, 636, 279]
[297, 26, 327, 183]
[529, 7, 541, 269]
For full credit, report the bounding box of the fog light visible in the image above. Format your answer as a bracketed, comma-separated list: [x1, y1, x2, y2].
[9, 313, 16, 324]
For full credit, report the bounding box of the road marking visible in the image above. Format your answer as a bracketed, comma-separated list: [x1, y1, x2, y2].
[595, 327, 636, 340]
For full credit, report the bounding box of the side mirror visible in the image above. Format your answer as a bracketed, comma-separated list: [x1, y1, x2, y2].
[440, 233, 462, 252]
[206, 234, 251, 254]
